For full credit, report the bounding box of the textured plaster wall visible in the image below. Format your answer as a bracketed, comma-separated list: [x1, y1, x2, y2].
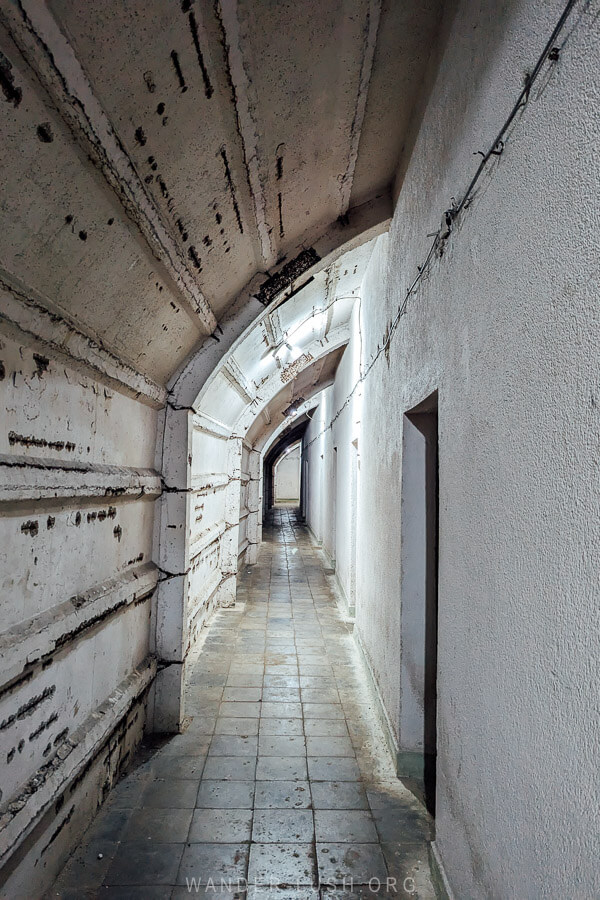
[305, 1, 600, 895]
[353, 0, 600, 896]
[274, 444, 301, 501]
[304, 307, 361, 611]
[0, 330, 159, 890]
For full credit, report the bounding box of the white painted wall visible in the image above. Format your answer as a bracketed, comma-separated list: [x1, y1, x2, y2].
[305, 1, 600, 895]
[0, 329, 159, 893]
[274, 444, 301, 502]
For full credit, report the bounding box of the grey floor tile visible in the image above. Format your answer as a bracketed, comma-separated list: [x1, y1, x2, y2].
[298, 666, 332, 677]
[304, 719, 348, 737]
[306, 737, 355, 758]
[202, 756, 257, 781]
[108, 777, 147, 809]
[256, 756, 308, 781]
[215, 717, 260, 736]
[157, 731, 212, 755]
[258, 734, 306, 757]
[227, 673, 264, 688]
[380, 843, 435, 898]
[301, 689, 340, 704]
[264, 666, 298, 677]
[254, 781, 312, 809]
[314, 810, 378, 843]
[196, 780, 255, 809]
[263, 675, 300, 688]
[262, 687, 302, 702]
[50, 509, 437, 900]
[172, 889, 245, 899]
[121, 808, 193, 843]
[220, 701, 262, 718]
[261, 701, 303, 719]
[307, 758, 361, 782]
[302, 704, 344, 720]
[177, 843, 249, 886]
[52, 838, 118, 892]
[259, 717, 304, 736]
[188, 807, 253, 842]
[209, 735, 259, 757]
[310, 782, 369, 810]
[143, 779, 200, 809]
[247, 889, 318, 900]
[223, 687, 263, 702]
[150, 755, 206, 779]
[247, 843, 316, 886]
[316, 843, 387, 886]
[104, 841, 183, 885]
[251, 809, 315, 843]
[86, 805, 132, 842]
[371, 806, 432, 841]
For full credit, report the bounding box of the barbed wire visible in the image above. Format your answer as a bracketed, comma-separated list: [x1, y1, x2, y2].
[303, 0, 582, 450]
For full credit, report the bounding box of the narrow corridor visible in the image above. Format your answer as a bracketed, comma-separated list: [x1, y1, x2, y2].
[50, 508, 434, 898]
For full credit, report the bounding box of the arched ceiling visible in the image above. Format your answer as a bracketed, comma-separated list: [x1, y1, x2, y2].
[193, 231, 373, 450]
[0, 0, 446, 386]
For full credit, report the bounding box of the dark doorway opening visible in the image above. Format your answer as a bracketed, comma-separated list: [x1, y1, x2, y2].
[400, 392, 439, 816]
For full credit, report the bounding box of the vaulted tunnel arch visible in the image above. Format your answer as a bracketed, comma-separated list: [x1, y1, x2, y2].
[2, 0, 598, 896]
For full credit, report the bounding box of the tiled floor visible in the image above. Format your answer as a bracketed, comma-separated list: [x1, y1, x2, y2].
[50, 506, 435, 899]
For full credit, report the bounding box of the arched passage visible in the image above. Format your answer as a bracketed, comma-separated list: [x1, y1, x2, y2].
[152, 236, 375, 730]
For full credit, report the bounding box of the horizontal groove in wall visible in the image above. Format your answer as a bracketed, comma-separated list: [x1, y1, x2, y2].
[0, 455, 162, 506]
[190, 521, 226, 557]
[192, 412, 231, 439]
[0, 564, 158, 693]
[191, 473, 229, 494]
[188, 570, 221, 624]
[0, 656, 156, 866]
[0, 271, 166, 408]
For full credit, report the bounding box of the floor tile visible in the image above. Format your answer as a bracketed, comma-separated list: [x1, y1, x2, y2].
[303, 719, 348, 737]
[256, 756, 308, 781]
[150, 755, 206, 779]
[254, 781, 312, 809]
[314, 810, 378, 843]
[261, 701, 302, 719]
[307, 758, 361, 782]
[227, 673, 264, 688]
[177, 843, 249, 885]
[259, 717, 304, 736]
[121, 808, 193, 843]
[215, 717, 260, 736]
[248, 843, 316, 886]
[143, 779, 200, 809]
[220, 701, 262, 718]
[315, 843, 387, 886]
[302, 704, 344, 720]
[196, 780, 255, 809]
[380, 843, 435, 898]
[262, 687, 302, 702]
[202, 756, 257, 781]
[251, 809, 314, 843]
[104, 842, 183, 885]
[188, 807, 253, 842]
[310, 782, 369, 810]
[223, 687, 263, 702]
[246, 890, 317, 900]
[306, 737, 355, 758]
[209, 735, 259, 757]
[50, 508, 435, 899]
[258, 734, 306, 757]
